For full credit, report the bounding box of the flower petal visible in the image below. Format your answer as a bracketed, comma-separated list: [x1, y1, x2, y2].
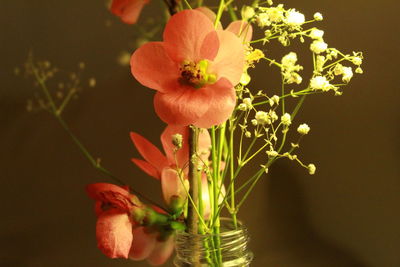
[129, 227, 157, 261]
[163, 10, 217, 62]
[161, 167, 188, 205]
[201, 174, 211, 220]
[130, 132, 169, 174]
[86, 183, 131, 202]
[153, 87, 210, 126]
[131, 158, 160, 179]
[160, 125, 189, 168]
[110, 0, 149, 24]
[130, 42, 180, 93]
[195, 7, 223, 30]
[147, 235, 175, 266]
[226, 21, 253, 43]
[193, 78, 236, 128]
[200, 31, 220, 61]
[198, 128, 211, 162]
[210, 30, 245, 86]
[96, 209, 133, 259]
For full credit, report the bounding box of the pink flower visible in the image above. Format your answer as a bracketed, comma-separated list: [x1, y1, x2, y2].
[86, 183, 174, 265]
[131, 125, 213, 216]
[130, 9, 245, 128]
[110, 0, 150, 24]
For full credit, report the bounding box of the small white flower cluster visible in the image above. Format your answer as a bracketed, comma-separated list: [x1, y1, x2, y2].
[281, 52, 303, 84]
[309, 27, 328, 54]
[285, 9, 305, 28]
[281, 113, 291, 126]
[254, 110, 278, 125]
[255, 5, 285, 28]
[238, 97, 253, 111]
[309, 76, 336, 91]
[297, 123, 310, 135]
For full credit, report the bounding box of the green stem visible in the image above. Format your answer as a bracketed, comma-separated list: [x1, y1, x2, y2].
[228, 119, 237, 228]
[187, 126, 199, 235]
[214, 0, 225, 28]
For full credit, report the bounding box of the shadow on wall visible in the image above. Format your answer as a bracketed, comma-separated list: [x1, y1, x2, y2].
[250, 161, 368, 267]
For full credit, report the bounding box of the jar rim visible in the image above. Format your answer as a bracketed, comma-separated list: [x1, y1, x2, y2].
[175, 217, 248, 238]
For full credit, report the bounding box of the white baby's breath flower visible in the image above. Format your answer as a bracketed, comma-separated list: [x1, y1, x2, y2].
[238, 103, 247, 111]
[281, 52, 298, 67]
[267, 150, 278, 158]
[269, 95, 280, 107]
[352, 56, 362, 65]
[172, 134, 183, 149]
[313, 12, 323, 21]
[281, 113, 291, 126]
[329, 49, 338, 58]
[245, 131, 252, 138]
[310, 76, 332, 91]
[269, 110, 278, 122]
[243, 98, 252, 108]
[342, 66, 353, 83]
[240, 72, 251, 86]
[355, 67, 363, 74]
[297, 123, 310, 135]
[286, 9, 305, 26]
[251, 119, 258, 126]
[308, 164, 316, 175]
[255, 111, 270, 125]
[242, 6, 255, 20]
[310, 29, 324, 40]
[316, 55, 325, 72]
[256, 13, 271, 27]
[310, 40, 328, 54]
[267, 6, 284, 22]
[334, 63, 344, 75]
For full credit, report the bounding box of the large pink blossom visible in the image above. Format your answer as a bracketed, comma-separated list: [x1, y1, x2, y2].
[86, 183, 173, 265]
[110, 0, 149, 24]
[131, 125, 213, 216]
[131, 9, 245, 128]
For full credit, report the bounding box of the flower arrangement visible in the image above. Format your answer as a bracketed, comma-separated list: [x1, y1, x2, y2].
[20, 0, 364, 265]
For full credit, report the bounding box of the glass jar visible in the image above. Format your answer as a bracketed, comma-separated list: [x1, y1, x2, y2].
[174, 218, 253, 267]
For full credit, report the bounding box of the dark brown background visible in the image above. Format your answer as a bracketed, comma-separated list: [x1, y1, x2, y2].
[1, 0, 399, 266]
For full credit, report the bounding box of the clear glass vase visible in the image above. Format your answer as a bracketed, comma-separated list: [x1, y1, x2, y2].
[174, 218, 253, 267]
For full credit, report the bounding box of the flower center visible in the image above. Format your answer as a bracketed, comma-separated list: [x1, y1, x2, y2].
[179, 59, 217, 89]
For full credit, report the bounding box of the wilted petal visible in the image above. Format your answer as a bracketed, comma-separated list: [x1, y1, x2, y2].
[210, 30, 245, 86]
[154, 86, 210, 126]
[163, 10, 217, 62]
[96, 209, 133, 259]
[226, 21, 253, 43]
[129, 227, 157, 261]
[147, 235, 175, 266]
[110, 0, 149, 24]
[86, 183, 132, 210]
[193, 78, 236, 128]
[131, 42, 180, 93]
[131, 158, 160, 179]
[130, 132, 169, 173]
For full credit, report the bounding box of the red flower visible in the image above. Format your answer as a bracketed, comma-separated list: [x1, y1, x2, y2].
[131, 125, 211, 211]
[131, 9, 245, 128]
[110, 0, 149, 24]
[86, 183, 174, 265]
